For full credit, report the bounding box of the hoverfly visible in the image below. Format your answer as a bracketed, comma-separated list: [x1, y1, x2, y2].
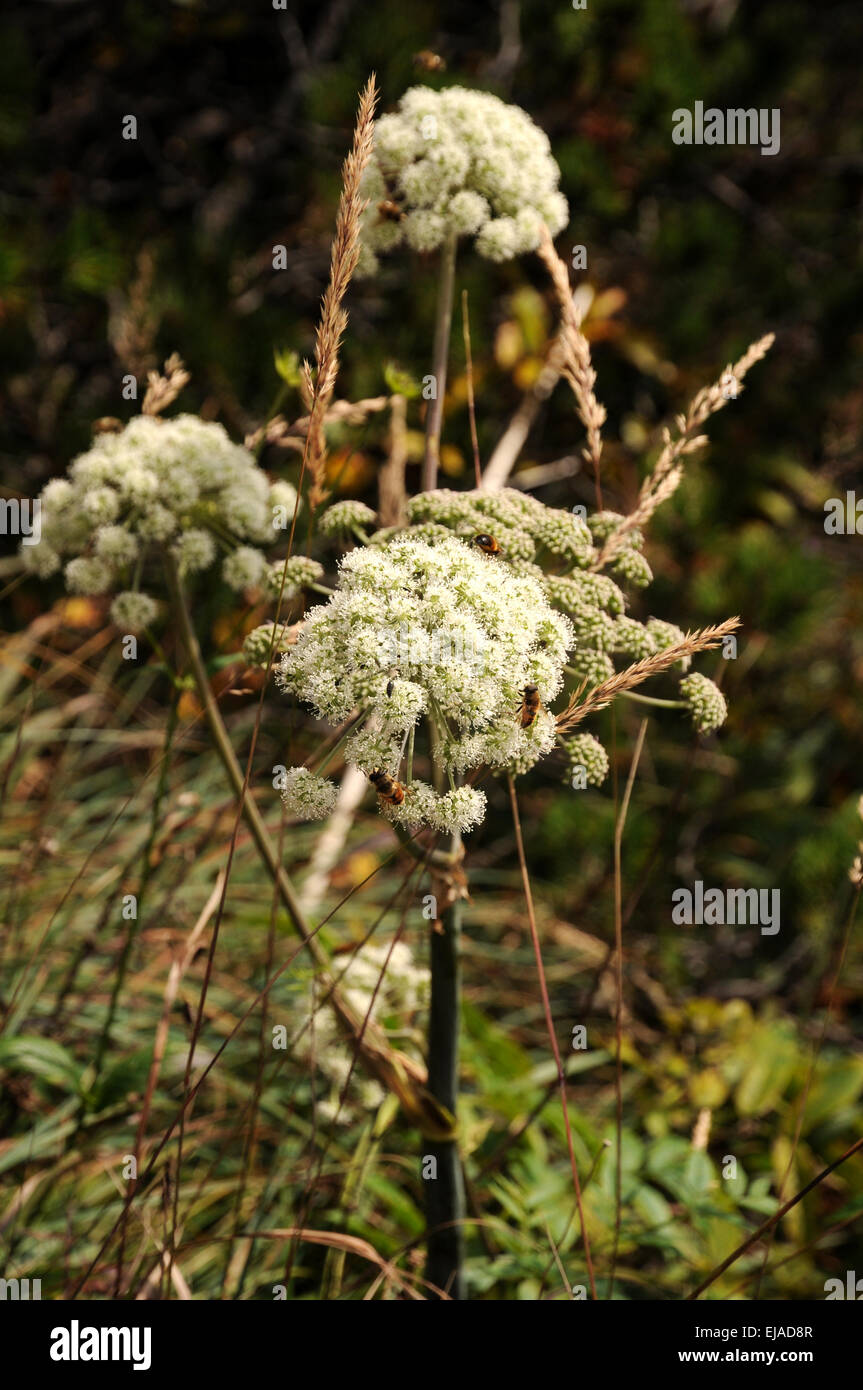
[369, 769, 406, 805]
[517, 683, 541, 729]
[472, 532, 501, 557]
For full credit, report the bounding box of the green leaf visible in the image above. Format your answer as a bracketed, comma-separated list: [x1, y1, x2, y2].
[383, 361, 421, 398]
[88, 1048, 160, 1111]
[0, 1035, 83, 1094]
[802, 1059, 863, 1134]
[633, 1183, 674, 1228]
[273, 347, 302, 387]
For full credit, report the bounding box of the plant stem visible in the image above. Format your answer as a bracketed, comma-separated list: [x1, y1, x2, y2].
[92, 693, 179, 1082]
[422, 234, 458, 492]
[425, 829, 466, 1300]
[620, 690, 686, 710]
[406, 724, 415, 784]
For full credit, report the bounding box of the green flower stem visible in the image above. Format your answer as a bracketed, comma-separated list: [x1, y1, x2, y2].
[164, 555, 449, 1130]
[311, 714, 364, 779]
[391, 815, 466, 1295]
[425, 828, 466, 1301]
[422, 233, 458, 492]
[620, 690, 687, 710]
[391, 822, 460, 871]
[406, 724, 415, 784]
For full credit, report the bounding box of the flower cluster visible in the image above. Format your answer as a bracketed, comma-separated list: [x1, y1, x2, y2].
[319, 499, 378, 537]
[561, 732, 609, 787]
[264, 555, 325, 602]
[21, 414, 298, 629]
[401, 486, 594, 568]
[280, 767, 340, 821]
[293, 939, 429, 1123]
[679, 673, 728, 735]
[357, 86, 568, 273]
[276, 533, 574, 832]
[380, 487, 727, 770]
[242, 620, 298, 668]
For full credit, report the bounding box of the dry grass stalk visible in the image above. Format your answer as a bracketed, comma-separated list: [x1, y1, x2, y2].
[537, 225, 606, 491]
[243, 396, 389, 453]
[110, 247, 158, 378]
[304, 74, 378, 510]
[593, 333, 775, 568]
[556, 617, 741, 732]
[141, 352, 190, 417]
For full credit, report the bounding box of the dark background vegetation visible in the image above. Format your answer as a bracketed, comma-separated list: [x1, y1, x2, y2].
[1, 0, 862, 1299]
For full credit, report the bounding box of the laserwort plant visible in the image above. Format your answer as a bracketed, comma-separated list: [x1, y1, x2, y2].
[15, 73, 792, 1303]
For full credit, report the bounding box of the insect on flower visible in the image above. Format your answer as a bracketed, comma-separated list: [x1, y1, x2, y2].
[377, 200, 405, 223]
[517, 683, 541, 729]
[472, 532, 501, 557]
[369, 769, 406, 805]
[413, 50, 446, 72]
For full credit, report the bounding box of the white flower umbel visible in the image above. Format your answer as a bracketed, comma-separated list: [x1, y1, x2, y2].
[22, 413, 292, 614]
[277, 533, 574, 830]
[294, 938, 429, 1123]
[357, 86, 568, 273]
[393, 485, 731, 768]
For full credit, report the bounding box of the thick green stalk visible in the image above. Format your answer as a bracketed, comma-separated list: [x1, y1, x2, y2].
[425, 830, 466, 1299]
[163, 556, 453, 1134]
[422, 234, 458, 492]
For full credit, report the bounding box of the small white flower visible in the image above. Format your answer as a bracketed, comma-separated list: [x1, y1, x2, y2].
[110, 590, 158, 632]
[475, 216, 520, 262]
[94, 525, 138, 569]
[21, 542, 61, 578]
[281, 767, 339, 821]
[319, 500, 378, 536]
[82, 487, 121, 525]
[64, 556, 113, 595]
[381, 780, 438, 829]
[429, 786, 487, 834]
[137, 504, 178, 542]
[269, 479, 300, 524]
[264, 555, 325, 601]
[382, 679, 427, 732]
[42, 479, 74, 510]
[174, 528, 217, 576]
[223, 546, 266, 592]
